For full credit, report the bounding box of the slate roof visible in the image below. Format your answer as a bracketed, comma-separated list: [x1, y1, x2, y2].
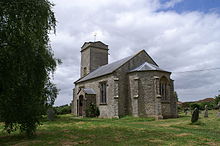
[83, 88, 96, 95]
[130, 62, 169, 73]
[81, 41, 108, 50]
[75, 55, 134, 83]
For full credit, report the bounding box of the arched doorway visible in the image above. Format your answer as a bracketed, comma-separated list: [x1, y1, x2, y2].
[78, 95, 84, 116]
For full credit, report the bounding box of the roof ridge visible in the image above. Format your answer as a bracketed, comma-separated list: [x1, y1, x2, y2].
[130, 61, 170, 73]
[75, 49, 159, 83]
[137, 62, 147, 71]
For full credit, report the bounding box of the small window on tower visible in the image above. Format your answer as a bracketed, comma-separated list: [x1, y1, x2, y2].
[83, 67, 87, 76]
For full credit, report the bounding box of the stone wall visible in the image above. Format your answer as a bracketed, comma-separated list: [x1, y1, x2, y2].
[169, 80, 178, 118]
[81, 48, 90, 77]
[129, 72, 156, 117]
[73, 49, 178, 119]
[80, 43, 108, 77]
[73, 74, 119, 118]
[90, 47, 108, 72]
[128, 70, 178, 118]
[114, 50, 155, 117]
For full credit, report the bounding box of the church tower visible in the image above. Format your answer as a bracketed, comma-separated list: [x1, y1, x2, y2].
[80, 41, 108, 77]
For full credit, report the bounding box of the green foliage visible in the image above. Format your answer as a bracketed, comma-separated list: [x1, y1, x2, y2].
[54, 104, 71, 115]
[190, 103, 201, 110]
[200, 102, 214, 110]
[0, 0, 58, 136]
[181, 102, 191, 109]
[191, 108, 199, 123]
[190, 121, 205, 126]
[0, 111, 220, 145]
[174, 91, 178, 102]
[85, 103, 100, 117]
[214, 94, 220, 105]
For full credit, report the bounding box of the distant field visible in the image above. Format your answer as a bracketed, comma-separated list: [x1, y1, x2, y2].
[0, 110, 220, 146]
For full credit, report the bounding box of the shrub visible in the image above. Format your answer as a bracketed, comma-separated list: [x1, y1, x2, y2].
[85, 103, 100, 117]
[54, 104, 71, 115]
[190, 103, 201, 110]
[200, 102, 214, 110]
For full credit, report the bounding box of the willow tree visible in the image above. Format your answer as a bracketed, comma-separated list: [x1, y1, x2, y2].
[0, 0, 59, 136]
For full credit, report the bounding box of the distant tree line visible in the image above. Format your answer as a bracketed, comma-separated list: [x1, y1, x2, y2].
[178, 94, 220, 112]
[54, 104, 71, 115]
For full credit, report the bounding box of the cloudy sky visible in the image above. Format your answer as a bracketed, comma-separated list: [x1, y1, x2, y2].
[49, 0, 220, 106]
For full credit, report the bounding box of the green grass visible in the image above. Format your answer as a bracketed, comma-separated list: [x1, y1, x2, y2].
[0, 110, 220, 146]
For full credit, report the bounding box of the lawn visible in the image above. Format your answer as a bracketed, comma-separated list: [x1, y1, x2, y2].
[0, 110, 220, 146]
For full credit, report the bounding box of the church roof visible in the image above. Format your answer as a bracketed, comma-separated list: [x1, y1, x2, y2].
[130, 62, 170, 73]
[83, 88, 96, 95]
[75, 55, 134, 83]
[81, 41, 108, 52]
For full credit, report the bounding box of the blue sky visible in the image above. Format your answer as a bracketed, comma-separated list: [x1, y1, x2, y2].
[160, 0, 220, 13]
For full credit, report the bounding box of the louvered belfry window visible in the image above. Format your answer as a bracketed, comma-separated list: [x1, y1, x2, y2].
[100, 82, 107, 104]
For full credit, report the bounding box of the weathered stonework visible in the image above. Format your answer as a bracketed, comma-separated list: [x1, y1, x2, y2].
[73, 75, 117, 118]
[80, 41, 108, 77]
[128, 71, 178, 119]
[72, 41, 178, 119]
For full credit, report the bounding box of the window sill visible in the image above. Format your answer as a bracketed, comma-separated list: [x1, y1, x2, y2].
[161, 100, 170, 104]
[99, 103, 107, 105]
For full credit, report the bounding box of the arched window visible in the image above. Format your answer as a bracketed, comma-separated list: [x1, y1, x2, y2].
[100, 82, 107, 104]
[159, 76, 169, 100]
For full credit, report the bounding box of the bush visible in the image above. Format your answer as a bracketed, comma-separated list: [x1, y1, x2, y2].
[54, 104, 71, 115]
[190, 103, 201, 110]
[85, 103, 100, 117]
[200, 102, 214, 110]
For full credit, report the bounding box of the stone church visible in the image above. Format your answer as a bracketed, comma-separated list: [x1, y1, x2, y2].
[72, 41, 178, 119]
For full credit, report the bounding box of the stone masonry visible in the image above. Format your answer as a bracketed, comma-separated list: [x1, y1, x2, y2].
[72, 41, 178, 119]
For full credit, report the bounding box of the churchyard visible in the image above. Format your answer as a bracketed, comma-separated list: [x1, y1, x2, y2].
[0, 110, 219, 146]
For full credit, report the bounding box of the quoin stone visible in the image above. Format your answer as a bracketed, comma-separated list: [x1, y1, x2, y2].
[72, 41, 178, 119]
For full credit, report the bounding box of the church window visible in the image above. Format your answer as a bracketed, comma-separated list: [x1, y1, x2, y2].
[159, 77, 169, 100]
[100, 82, 107, 104]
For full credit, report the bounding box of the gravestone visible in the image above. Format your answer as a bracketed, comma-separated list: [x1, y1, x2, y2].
[184, 107, 189, 115]
[204, 105, 208, 118]
[47, 107, 56, 121]
[191, 107, 199, 123]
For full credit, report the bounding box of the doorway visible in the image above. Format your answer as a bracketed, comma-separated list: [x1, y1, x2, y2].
[78, 95, 84, 116]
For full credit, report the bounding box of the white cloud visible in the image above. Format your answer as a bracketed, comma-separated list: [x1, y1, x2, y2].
[50, 0, 220, 105]
[161, 0, 184, 9]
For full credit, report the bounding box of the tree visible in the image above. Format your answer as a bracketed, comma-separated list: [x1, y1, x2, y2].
[214, 94, 220, 106]
[174, 91, 178, 102]
[0, 0, 59, 136]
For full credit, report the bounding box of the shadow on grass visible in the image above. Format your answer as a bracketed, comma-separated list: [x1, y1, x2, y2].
[189, 121, 206, 126]
[41, 115, 155, 126]
[0, 124, 171, 146]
